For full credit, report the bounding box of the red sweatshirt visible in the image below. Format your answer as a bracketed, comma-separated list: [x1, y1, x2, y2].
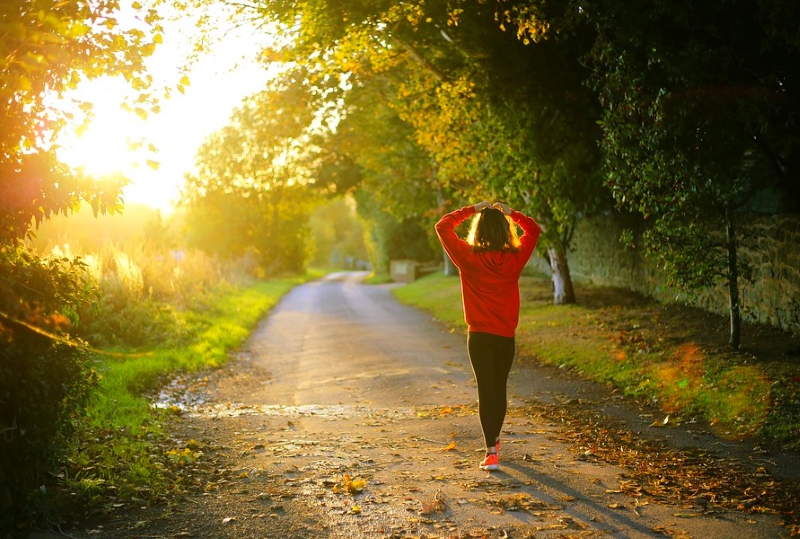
[435, 205, 541, 337]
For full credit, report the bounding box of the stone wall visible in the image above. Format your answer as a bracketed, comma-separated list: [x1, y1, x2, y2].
[549, 212, 800, 335]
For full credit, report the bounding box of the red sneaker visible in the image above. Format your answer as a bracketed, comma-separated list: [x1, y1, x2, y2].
[480, 452, 499, 471]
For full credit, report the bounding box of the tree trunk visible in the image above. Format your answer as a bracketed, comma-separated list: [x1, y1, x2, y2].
[725, 205, 741, 349]
[434, 188, 458, 276]
[548, 246, 576, 305]
[443, 249, 458, 276]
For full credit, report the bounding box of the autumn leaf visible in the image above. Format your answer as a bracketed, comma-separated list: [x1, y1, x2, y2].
[649, 415, 670, 427]
[332, 474, 367, 494]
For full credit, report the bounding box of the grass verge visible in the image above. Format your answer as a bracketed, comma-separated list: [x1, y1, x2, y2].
[56, 271, 323, 523]
[392, 271, 800, 452]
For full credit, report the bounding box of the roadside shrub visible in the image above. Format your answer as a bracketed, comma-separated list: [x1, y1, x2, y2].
[0, 246, 97, 531]
[0, 329, 96, 530]
[73, 243, 250, 348]
[23, 240, 258, 351]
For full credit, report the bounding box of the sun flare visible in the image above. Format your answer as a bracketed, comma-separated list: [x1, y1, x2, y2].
[54, 6, 276, 214]
[58, 97, 149, 178]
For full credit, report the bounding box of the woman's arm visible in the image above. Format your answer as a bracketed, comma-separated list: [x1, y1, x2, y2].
[435, 205, 477, 267]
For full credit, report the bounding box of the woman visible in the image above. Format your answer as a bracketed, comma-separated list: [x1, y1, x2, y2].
[435, 201, 541, 471]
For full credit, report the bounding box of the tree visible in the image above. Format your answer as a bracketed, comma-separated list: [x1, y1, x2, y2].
[241, 0, 611, 303]
[308, 197, 367, 268]
[0, 0, 163, 524]
[181, 74, 321, 275]
[1, 0, 164, 243]
[325, 80, 443, 274]
[589, 0, 800, 348]
[392, 1, 609, 303]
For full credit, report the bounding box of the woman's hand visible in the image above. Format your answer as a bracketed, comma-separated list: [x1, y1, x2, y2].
[473, 201, 492, 212]
[493, 202, 512, 215]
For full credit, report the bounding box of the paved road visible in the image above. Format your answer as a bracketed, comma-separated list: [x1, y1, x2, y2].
[80, 272, 790, 539]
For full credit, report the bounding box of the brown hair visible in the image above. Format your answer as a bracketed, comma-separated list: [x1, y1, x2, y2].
[466, 208, 520, 252]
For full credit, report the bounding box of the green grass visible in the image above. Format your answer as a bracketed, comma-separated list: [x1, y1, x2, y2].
[61, 271, 323, 512]
[391, 271, 466, 326]
[392, 272, 800, 451]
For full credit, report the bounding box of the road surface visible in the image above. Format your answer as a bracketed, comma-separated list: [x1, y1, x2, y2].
[79, 272, 790, 539]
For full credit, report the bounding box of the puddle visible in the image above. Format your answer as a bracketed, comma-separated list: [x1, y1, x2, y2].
[188, 403, 415, 419]
[154, 387, 417, 420]
[152, 374, 208, 411]
[151, 372, 474, 422]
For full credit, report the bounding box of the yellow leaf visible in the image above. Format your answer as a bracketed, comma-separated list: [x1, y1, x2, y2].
[349, 477, 367, 492]
[179, 74, 191, 86]
[153, 33, 163, 44]
[146, 160, 160, 170]
[437, 441, 456, 452]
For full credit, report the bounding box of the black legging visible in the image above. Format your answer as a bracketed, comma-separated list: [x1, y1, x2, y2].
[467, 331, 515, 449]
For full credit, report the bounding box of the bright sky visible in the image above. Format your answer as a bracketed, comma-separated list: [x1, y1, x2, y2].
[56, 6, 275, 214]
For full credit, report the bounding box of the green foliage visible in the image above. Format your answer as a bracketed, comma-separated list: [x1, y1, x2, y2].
[227, 0, 612, 303]
[308, 197, 368, 268]
[181, 75, 321, 275]
[589, 0, 800, 346]
[0, 332, 97, 530]
[0, 1, 165, 525]
[315, 78, 444, 272]
[69, 241, 256, 348]
[355, 191, 437, 276]
[1, 0, 163, 244]
[0, 245, 98, 530]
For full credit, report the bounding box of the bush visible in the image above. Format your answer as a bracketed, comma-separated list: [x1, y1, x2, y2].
[0, 247, 97, 531]
[0, 330, 96, 530]
[73, 243, 250, 348]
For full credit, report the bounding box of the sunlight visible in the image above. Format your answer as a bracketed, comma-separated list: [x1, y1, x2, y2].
[57, 79, 149, 178]
[55, 3, 277, 214]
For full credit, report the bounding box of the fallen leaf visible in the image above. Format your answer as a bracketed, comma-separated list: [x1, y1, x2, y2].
[649, 415, 670, 427]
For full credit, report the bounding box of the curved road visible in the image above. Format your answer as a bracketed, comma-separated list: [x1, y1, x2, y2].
[235, 271, 473, 408]
[87, 271, 789, 539]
